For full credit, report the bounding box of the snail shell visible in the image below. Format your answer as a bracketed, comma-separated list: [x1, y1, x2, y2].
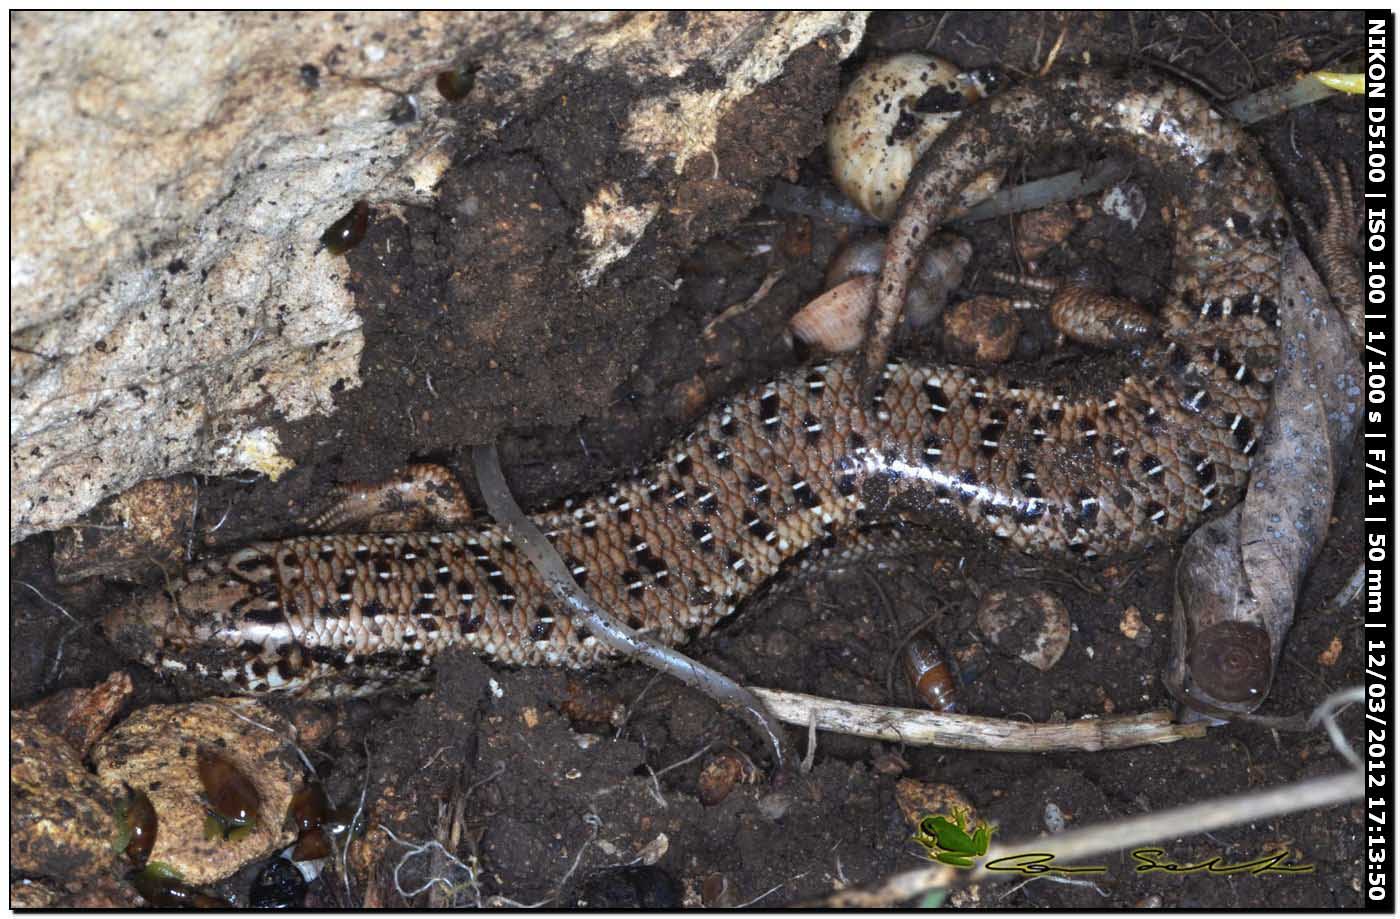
[697, 748, 760, 807]
[902, 635, 958, 713]
[320, 201, 369, 256]
[436, 61, 481, 101]
[789, 274, 878, 354]
[287, 781, 333, 861]
[793, 232, 972, 354]
[196, 745, 260, 831]
[1187, 620, 1272, 703]
[121, 785, 158, 867]
[827, 54, 1002, 222]
[250, 856, 308, 909]
[822, 234, 886, 289]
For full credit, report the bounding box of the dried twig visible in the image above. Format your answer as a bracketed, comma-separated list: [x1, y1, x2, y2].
[1038, 23, 1069, 77]
[923, 12, 951, 51]
[16, 580, 81, 624]
[1308, 685, 1364, 769]
[703, 270, 785, 338]
[750, 687, 1207, 753]
[651, 742, 715, 780]
[1323, 563, 1367, 614]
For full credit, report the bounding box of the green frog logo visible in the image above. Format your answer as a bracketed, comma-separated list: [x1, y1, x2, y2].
[912, 808, 993, 868]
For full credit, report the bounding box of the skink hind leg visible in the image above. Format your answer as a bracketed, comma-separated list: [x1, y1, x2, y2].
[307, 462, 474, 533]
[1292, 156, 1363, 349]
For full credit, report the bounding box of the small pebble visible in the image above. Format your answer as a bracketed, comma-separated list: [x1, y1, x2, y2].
[1015, 202, 1079, 263]
[1317, 636, 1343, 667]
[977, 587, 1071, 672]
[756, 791, 793, 821]
[1101, 182, 1148, 228]
[894, 779, 975, 830]
[943, 296, 1021, 365]
[1119, 606, 1145, 640]
[697, 749, 757, 807]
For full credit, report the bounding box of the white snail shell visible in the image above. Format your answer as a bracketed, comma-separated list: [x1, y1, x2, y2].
[827, 53, 1002, 222]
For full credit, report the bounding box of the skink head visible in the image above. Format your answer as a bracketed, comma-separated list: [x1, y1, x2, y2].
[104, 547, 300, 693]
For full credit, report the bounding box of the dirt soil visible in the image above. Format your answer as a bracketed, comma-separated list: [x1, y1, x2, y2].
[11, 10, 1367, 908]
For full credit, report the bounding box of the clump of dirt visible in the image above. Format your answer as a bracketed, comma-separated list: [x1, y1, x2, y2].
[275, 44, 844, 499]
[11, 10, 1366, 909]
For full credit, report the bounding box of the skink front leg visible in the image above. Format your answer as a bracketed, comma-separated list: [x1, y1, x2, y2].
[307, 462, 474, 533]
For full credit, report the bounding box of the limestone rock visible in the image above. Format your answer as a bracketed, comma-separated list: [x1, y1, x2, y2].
[10, 12, 866, 543]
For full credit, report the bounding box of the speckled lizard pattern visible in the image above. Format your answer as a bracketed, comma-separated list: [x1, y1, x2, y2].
[105, 70, 1291, 698]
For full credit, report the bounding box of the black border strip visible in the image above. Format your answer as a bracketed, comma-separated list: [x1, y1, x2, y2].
[1366, 9, 1395, 913]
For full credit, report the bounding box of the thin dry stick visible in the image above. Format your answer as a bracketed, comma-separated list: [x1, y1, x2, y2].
[1309, 685, 1364, 770]
[751, 687, 1206, 753]
[820, 768, 1361, 906]
[224, 706, 316, 774]
[703, 269, 785, 338]
[551, 813, 603, 904]
[651, 742, 716, 780]
[614, 671, 664, 741]
[1038, 24, 1068, 77]
[1323, 562, 1367, 613]
[16, 580, 81, 624]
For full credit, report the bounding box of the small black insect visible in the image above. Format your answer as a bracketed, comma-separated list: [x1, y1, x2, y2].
[320, 201, 369, 256]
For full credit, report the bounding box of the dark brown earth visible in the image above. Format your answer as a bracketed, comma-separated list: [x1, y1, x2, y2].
[10, 10, 1367, 908]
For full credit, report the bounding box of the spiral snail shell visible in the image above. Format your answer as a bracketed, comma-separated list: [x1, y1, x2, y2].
[287, 781, 332, 861]
[826, 53, 1002, 222]
[320, 201, 369, 256]
[196, 745, 260, 840]
[788, 275, 878, 354]
[436, 61, 481, 101]
[118, 784, 158, 867]
[1186, 620, 1272, 704]
[790, 232, 972, 354]
[901, 635, 958, 713]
